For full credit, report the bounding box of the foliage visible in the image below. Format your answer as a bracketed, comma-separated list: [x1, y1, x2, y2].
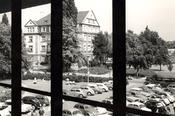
[126, 27, 170, 76]
[63, 75, 112, 83]
[22, 35, 31, 73]
[0, 23, 11, 75]
[126, 30, 148, 76]
[139, 26, 169, 71]
[167, 61, 173, 72]
[126, 68, 156, 77]
[63, 0, 87, 72]
[92, 32, 109, 65]
[22, 72, 50, 80]
[0, 89, 11, 102]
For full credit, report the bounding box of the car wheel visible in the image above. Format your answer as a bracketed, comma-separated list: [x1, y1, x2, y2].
[87, 92, 91, 96]
[95, 91, 98, 94]
[79, 94, 83, 98]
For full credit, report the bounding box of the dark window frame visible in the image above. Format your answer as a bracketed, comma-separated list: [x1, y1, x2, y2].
[0, 0, 133, 116]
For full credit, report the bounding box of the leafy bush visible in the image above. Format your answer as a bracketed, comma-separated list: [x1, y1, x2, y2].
[78, 67, 110, 75]
[63, 75, 112, 83]
[0, 89, 11, 102]
[22, 72, 50, 80]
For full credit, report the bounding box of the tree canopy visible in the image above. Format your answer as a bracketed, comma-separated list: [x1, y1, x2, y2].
[126, 26, 169, 76]
[92, 32, 110, 66]
[63, 0, 87, 72]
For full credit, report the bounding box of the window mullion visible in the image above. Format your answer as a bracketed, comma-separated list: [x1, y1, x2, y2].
[51, 0, 62, 116]
[11, 0, 22, 116]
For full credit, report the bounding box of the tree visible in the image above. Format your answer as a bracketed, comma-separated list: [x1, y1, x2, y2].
[22, 35, 31, 73]
[63, 0, 87, 72]
[92, 32, 109, 66]
[1, 14, 9, 25]
[139, 26, 169, 70]
[126, 30, 148, 77]
[0, 23, 11, 78]
[167, 60, 173, 72]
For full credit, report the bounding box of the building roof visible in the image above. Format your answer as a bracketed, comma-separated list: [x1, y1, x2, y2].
[77, 11, 89, 24]
[36, 14, 51, 26]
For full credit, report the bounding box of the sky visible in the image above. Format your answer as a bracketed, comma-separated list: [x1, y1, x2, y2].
[75, 0, 112, 33]
[126, 0, 175, 41]
[0, 0, 112, 33]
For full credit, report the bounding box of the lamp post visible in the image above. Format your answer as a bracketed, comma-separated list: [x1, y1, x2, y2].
[87, 56, 90, 83]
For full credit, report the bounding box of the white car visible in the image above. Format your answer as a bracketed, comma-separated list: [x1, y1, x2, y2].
[128, 102, 151, 112]
[96, 83, 109, 92]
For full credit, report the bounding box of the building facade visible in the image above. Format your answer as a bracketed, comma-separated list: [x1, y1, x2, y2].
[23, 14, 51, 67]
[77, 10, 100, 60]
[23, 10, 100, 67]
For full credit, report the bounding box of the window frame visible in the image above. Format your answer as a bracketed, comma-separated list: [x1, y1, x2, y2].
[0, 0, 127, 116]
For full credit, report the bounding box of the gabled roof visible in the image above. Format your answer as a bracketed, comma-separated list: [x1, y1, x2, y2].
[24, 19, 38, 27]
[36, 14, 51, 26]
[77, 11, 89, 24]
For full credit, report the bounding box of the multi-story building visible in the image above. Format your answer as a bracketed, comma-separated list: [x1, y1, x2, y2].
[23, 10, 100, 67]
[77, 10, 100, 60]
[23, 14, 51, 67]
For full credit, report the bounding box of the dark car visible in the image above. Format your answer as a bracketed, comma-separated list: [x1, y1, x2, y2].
[22, 96, 41, 109]
[74, 103, 98, 116]
[35, 95, 50, 106]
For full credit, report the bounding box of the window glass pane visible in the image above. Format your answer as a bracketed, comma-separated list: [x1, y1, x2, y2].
[21, 91, 50, 116]
[0, 12, 11, 116]
[0, 12, 11, 84]
[63, 0, 113, 106]
[21, 4, 51, 92]
[126, 0, 175, 115]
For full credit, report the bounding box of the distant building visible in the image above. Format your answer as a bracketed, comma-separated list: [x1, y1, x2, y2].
[77, 10, 100, 60]
[23, 14, 51, 67]
[168, 49, 175, 55]
[23, 10, 100, 67]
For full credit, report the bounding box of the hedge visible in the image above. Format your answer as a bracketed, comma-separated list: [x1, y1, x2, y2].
[63, 75, 112, 83]
[22, 72, 50, 80]
[78, 67, 110, 75]
[126, 68, 156, 77]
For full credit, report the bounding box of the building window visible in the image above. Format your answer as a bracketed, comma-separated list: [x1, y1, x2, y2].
[41, 45, 46, 52]
[28, 45, 33, 52]
[41, 35, 46, 42]
[28, 37, 33, 43]
[42, 27, 46, 32]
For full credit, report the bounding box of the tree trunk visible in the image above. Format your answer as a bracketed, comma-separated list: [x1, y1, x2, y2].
[160, 64, 162, 71]
[136, 68, 139, 77]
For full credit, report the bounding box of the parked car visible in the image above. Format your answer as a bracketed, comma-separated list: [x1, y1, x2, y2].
[104, 83, 113, 90]
[86, 84, 103, 94]
[95, 107, 108, 115]
[63, 108, 84, 116]
[102, 97, 113, 104]
[0, 102, 8, 110]
[74, 103, 98, 116]
[22, 96, 41, 109]
[70, 87, 87, 98]
[35, 95, 50, 106]
[96, 83, 108, 92]
[80, 85, 95, 96]
[128, 102, 151, 112]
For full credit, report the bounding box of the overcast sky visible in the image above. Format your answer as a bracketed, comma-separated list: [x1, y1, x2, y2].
[75, 0, 112, 33]
[0, 0, 112, 33]
[126, 0, 175, 41]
